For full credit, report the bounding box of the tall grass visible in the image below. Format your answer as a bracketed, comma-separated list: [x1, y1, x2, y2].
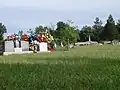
[0, 45, 120, 89]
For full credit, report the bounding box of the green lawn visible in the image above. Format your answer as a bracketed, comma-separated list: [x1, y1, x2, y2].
[0, 45, 120, 90]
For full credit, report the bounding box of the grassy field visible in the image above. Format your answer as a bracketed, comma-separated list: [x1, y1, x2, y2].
[0, 45, 120, 90]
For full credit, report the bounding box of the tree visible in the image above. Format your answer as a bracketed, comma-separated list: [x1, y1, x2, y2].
[48, 26, 56, 38]
[116, 20, 120, 40]
[101, 14, 119, 41]
[116, 19, 120, 33]
[79, 25, 93, 41]
[0, 23, 7, 40]
[34, 25, 44, 35]
[50, 22, 56, 31]
[56, 21, 66, 40]
[65, 24, 79, 43]
[92, 17, 103, 42]
[56, 21, 79, 45]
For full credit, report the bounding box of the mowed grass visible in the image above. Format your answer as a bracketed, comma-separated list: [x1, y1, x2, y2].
[0, 45, 120, 90]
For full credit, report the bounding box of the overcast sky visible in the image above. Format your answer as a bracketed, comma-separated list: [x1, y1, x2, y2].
[0, 0, 120, 33]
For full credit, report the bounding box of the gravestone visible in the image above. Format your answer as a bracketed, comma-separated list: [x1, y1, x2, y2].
[14, 48, 22, 52]
[21, 41, 29, 51]
[54, 43, 57, 48]
[5, 41, 14, 52]
[61, 42, 63, 47]
[112, 40, 119, 45]
[13, 40, 22, 52]
[39, 42, 48, 52]
[15, 40, 21, 48]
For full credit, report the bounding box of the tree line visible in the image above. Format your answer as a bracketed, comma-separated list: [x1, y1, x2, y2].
[0, 14, 120, 45]
[79, 14, 120, 43]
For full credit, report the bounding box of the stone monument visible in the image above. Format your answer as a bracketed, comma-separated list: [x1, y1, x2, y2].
[5, 41, 14, 52]
[39, 42, 48, 52]
[21, 41, 29, 51]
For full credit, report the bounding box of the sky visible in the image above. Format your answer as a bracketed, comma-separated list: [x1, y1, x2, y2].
[0, 0, 120, 34]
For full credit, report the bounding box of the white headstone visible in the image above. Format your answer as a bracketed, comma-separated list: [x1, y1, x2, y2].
[89, 35, 91, 42]
[5, 41, 14, 52]
[21, 41, 29, 51]
[61, 42, 63, 47]
[14, 48, 22, 52]
[39, 42, 48, 52]
[15, 40, 20, 48]
[69, 44, 74, 48]
[54, 43, 57, 48]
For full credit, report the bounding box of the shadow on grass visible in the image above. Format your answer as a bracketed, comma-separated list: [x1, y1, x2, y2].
[26, 56, 120, 65]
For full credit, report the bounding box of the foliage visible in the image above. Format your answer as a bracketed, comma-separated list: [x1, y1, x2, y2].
[92, 17, 103, 42]
[23, 14, 120, 44]
[34, 25, 45, 35]
[56, 21, 79, 45]
[79, 15, 120, 42]
[79, 17, 103, 42]
[1, 45, 120, 89]
[56, 21, 66, 40]
[0, 23, 7, 41]
[116, 20, 120, 33]
[101, 14, 119, 41]
[79, 25, 93, 41]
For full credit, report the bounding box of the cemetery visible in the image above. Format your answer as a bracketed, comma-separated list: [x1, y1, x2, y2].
[1, 14, 120, 89]
[2, 30, 54, 55]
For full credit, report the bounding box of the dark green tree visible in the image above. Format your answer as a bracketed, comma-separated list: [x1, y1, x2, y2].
[48, 27, 56, 38]
[79, 25, 93, 41]
[92, 17, 103, 42]
[34, 25, 44, 35]
[101, 14, 119, 41]
[56, 21, 66, 40]
[0, 23, 7, 40]
[56, 21, 79, 45]
[116, 20, 120, 33]
[65, 24, 79, 43]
